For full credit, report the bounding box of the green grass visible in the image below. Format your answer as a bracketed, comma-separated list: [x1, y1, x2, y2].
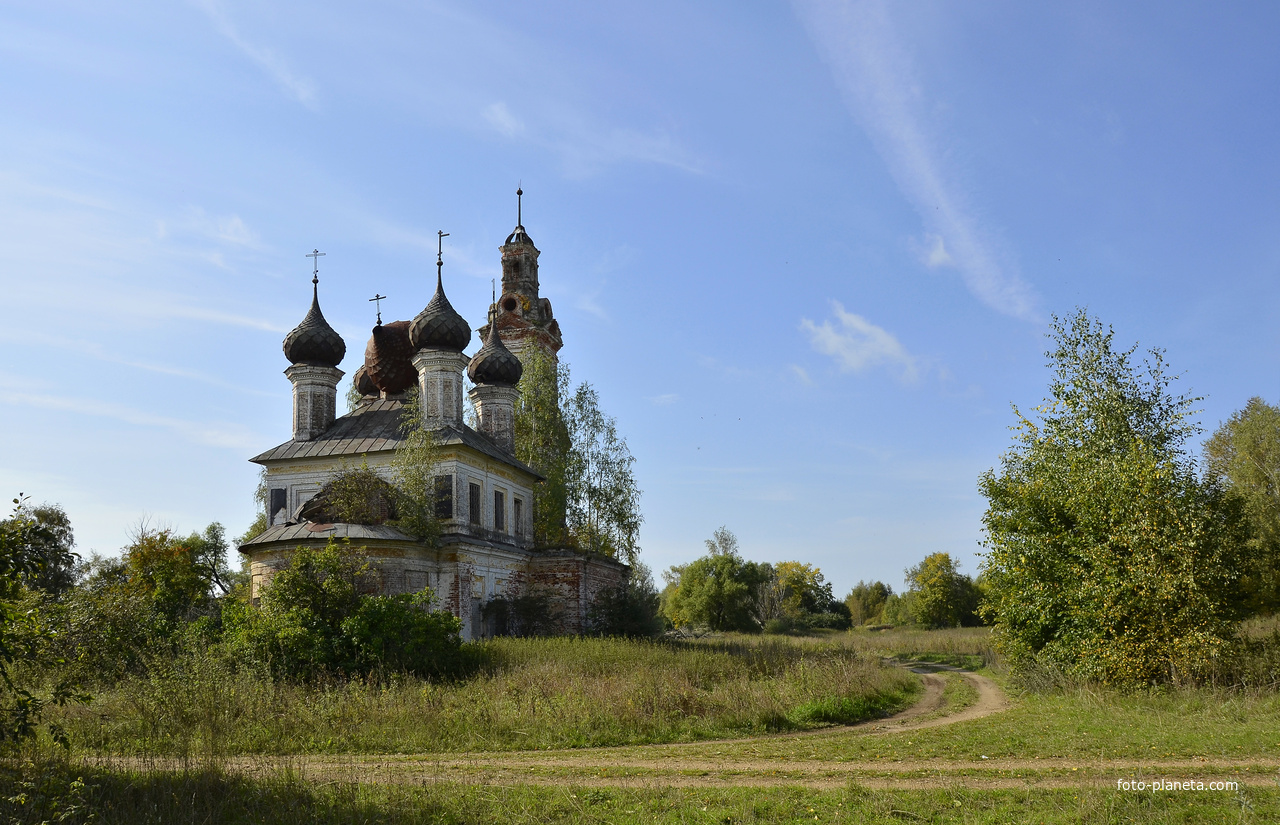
[18, 627, 1280, 823]
[47, 636, 919, 756]
[2, 762, 1274, 824]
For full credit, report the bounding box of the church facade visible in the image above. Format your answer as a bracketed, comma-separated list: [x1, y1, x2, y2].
[239, 198, 627, 640]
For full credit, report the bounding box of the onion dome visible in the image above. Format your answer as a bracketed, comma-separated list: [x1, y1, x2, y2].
[409, 271, 471, 351]
[467, 319, 524, 386]
[363, 320, 417, 394]
[283, 285, 346, 367]
[504, 224, 534, 247]
[352, 364, 378, 397]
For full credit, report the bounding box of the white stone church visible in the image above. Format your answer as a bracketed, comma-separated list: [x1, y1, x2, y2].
[239, 197, 626, 639]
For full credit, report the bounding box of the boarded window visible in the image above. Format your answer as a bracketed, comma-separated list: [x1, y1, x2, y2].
[513, 498, 524, 537]
[494, 490, 506, 532]
[434, 475, 453, 519]
[469, 482, 482, 525]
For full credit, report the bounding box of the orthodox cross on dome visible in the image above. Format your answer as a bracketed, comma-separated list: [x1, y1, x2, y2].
[369, 293, 386, 326]
[436, 230, 450, 277]
[306, 249, 326, 285]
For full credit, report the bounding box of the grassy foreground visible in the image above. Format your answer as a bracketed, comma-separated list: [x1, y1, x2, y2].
[2, 759, 1274, 824]
[9, 628, 1279, 823]
[49, 636, 919, 755]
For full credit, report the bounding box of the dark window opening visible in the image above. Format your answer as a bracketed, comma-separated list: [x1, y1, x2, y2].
[513, 498, 524, 537]
[269, 488, 287, 522]
[433, 475, 453, 519]
[494, 490, 506, 532]
[468, 483, 482, 526]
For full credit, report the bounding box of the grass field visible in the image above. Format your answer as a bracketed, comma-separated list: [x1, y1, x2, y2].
[49, 636, 919, 756]
[6, 627, 1279, 824]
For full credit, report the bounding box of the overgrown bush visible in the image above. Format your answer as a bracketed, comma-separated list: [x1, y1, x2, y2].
[222, 541, 463, 680]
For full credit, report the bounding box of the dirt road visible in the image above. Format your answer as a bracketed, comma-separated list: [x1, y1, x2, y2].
[92, 665, 1277, 790]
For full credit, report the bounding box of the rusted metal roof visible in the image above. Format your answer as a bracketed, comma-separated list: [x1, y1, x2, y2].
[238, 521, 415, 549]
[250, 398, 542, 479]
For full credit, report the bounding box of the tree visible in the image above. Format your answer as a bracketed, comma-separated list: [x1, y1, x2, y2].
[513, 349, 573, 546]
[757, 561, 847, 632]
[0, 495, 87, 746]
[1203, 397, 1280, 614]
[0, 503, 77, 596]
[904, 553, 981, 629]
[122, 522, 234, 624]
[512, 351, 643, 564]
[564, 382, 642, 563]
[662, 527, 769, 632]
[979, 310, 1251, 684]
[845, 580, 892, 625]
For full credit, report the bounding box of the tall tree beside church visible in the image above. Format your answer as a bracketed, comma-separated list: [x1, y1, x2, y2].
[1203, 396, 1280, 614]
[513, 349, 573, 546]
[513, 351, 642, 563]
[565, 382, 642, 564]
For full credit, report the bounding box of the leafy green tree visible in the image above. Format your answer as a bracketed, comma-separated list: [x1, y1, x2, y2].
[662, 527, 769, 632]
[1203, 396, 1280, 614]
[845, 580, 893, 625]
[757, 561, 848, 631]
[0, 496, 87, 746]
[565, 382, 642, 563]
[123, 523, 234, 624]
[512, 352, 643, 563]
[0, 503, 77, 596]
[904, 552, 981, 629]
[980, 310, 1251, 685]
[514, 349, 574, 547]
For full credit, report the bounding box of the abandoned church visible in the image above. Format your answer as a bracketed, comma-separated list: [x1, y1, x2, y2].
[239, 194, 627, 639]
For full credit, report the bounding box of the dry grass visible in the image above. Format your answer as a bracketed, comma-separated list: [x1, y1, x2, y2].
[49, 636, 918, 756]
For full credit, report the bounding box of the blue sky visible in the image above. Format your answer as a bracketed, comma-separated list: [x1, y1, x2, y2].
[3, 1, 1280, 597]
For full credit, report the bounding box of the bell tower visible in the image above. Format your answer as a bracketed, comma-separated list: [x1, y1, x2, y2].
[479, 188, 563, 362]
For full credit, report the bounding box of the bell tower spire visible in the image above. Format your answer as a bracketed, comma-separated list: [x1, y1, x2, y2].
[483, 187, 563, 361]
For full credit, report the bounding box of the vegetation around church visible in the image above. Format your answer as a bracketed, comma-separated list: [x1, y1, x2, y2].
[7, 312, 1280, 820]
[514, 350, 643, 563]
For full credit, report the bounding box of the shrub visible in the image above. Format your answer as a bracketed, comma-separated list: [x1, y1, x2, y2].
[223, 541, 463, 679]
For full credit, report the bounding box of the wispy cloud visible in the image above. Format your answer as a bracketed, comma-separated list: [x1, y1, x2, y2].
[0, 329, 276, 396]
[0, 383, 256, 450]
[483, 102, 525, 138]
[650, 393, 679, 406]
[800, 302, 918, 380]
[789, 365, 813, 385]
[193, 0, 317, 107]
[793, 0, 1037, 320]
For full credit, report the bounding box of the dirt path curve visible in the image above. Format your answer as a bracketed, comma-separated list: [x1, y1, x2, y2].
[161, 662, 1030, 790]
[89, 667, 1280, 789]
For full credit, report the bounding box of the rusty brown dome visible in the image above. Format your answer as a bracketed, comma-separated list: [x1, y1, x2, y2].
[409, 272, 471, 352]
[363, 320, 417, 394]
[352, 364, 378, 397]
[283, 285, 346, 367]
[467, 321, 523, 386]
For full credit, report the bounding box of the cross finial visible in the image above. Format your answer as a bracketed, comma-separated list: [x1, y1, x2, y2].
[306, 249, 326, 285]
[516, 186, 523, 227]
[369, 293, 386, 326]
[436, 230, 450, 285]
